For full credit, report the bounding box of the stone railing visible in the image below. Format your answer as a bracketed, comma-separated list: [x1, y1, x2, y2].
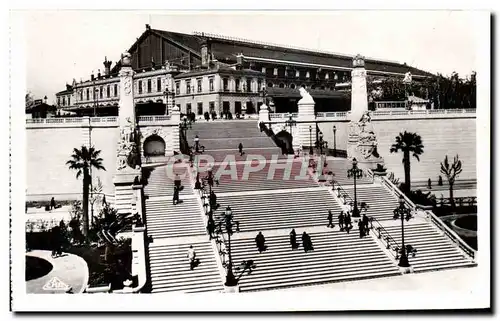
[380, 176, 476, 261]
[137, 115, 171, 122]
[374, 101, 408, 109]
[26, 115, 176, 127]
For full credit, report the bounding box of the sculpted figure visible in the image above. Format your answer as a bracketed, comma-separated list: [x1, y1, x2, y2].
[298, 87, 315, 104]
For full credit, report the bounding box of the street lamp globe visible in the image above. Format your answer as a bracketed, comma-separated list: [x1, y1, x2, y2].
[352, 157, 358, 166]
[399, 195, 405, 206]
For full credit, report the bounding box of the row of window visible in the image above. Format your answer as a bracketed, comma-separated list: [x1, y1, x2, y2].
[137, 77, 162, 95]
[262, 67, 349, 81]
[175, 78, 215, 95]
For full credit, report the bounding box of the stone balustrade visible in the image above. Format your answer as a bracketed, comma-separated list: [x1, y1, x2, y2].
[268, 109, 476, 121]
[26, 115, 175, 128]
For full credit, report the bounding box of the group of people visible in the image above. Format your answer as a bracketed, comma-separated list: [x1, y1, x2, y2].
[254, 230, 314, 253]
[331, 210, 372, 238]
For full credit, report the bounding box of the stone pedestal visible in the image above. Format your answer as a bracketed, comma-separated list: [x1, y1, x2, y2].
[114, 52, 141, 215]
[349, 54, 369, 122]
[258, 103, 270, 129]
[347, 55, 384, 169]
[224, 285, 240, 293]
[297, 88, 316, 152]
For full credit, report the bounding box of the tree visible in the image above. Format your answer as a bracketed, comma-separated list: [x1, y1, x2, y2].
[66, 146, 106, 239]
[390, 131, 424, 193]
[440, 155, 462, 208]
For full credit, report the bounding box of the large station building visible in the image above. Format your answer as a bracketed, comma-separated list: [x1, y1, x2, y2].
[56, 24, 433, 117]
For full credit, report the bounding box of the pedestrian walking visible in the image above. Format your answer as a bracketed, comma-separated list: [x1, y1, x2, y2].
[174, 174, 182, 191]
[173, 188, 179, 205]
[207, 218, 215, 240]
[327, 210, 335, 228]
[194, 135, 200, 153]
[338, 211, 345, 231]
[302, 232, 314, 253]
[238, 142, 244, 156]
[255, 232, 266, 253]
[362, 213, 370, 235]
[50, 197, 56, 210]
[289, 229, 299, 249]
[345, 212, 352, 234]
[358, 220, 365, 238]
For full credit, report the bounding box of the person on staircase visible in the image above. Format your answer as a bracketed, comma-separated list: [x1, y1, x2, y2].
[206, 218, 216, 240]
[344, 212, 352, 234]
[187, 245, 197, 270]
[238, 142, 244, 156]
[302, 232, 314, 253]
[327, 210, 335, 228]
[173, 187, 180, 205]
[289, 229, 299, 250]
[194, 173, 202, 190]
[358, 220, 366, 238]
[362, 213, 370, 235]
[338, 211, 345, 231]
[174, 174, 182, 192]
[209, 191, 218, 210]
[194, 135, 200, 153]
[255, 232, 266, 253]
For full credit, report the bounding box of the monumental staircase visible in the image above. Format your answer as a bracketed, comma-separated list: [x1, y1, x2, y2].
[140, 118, 477, 293]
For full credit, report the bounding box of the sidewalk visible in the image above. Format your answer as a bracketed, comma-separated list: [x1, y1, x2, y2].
[26, 250, 89, 294]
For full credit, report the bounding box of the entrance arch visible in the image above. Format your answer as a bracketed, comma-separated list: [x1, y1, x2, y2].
[143, 135, 166, 157]
[275, 130, 294, 154]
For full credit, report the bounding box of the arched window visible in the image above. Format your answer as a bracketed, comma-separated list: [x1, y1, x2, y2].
[290, 83, 296, 89]
[267, 82, 274, 88]
[311, 85, 316, 90]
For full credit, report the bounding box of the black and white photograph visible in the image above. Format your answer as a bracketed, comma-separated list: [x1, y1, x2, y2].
[8, 6, 491, 312]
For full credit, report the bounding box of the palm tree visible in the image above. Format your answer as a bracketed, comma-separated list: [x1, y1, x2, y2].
[440, 155, 462, 208]
[66, 146, 106, 238]
[390, 131, 424, 193]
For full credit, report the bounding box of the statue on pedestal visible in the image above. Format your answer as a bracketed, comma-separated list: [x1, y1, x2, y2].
[348, 111, 382, 162]
[298, 87, 314, 104]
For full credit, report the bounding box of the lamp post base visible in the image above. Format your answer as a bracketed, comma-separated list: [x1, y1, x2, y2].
[351, 207, 361, 218]
[398, 253, 411, 268]
[223, 285, 240, 293]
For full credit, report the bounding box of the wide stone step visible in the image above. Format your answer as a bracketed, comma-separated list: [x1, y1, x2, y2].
[222, 231, 400, 292]
[148, 242, 224, 293]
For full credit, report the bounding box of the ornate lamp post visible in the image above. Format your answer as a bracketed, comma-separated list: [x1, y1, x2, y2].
[200, 168, 219, 216]
[393, 195, 414, 268]
[333, 125, 337, 157]
[347, 157, 363, 217]
[284, 113, 297, 148]
[259, 86, 268, 106]
[308, 125, 313, 155]
[163, 88, 172, 115]
[318, 132, 328, 155]
[220, 206, 240, 287]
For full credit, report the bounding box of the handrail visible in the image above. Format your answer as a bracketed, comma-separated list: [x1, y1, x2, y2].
[380, 176, 476, 261]
[332, 179, 404, 261]
[371, 216, 401, 259]
[380, 176, 417, 208]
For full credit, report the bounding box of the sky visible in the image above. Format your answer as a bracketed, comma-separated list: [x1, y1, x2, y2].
[19, 10, 482, 102]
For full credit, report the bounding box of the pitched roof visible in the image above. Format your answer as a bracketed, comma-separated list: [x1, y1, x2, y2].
[112, 28, 434, 78]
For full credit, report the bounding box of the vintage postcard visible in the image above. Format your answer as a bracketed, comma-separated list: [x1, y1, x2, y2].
[9, 8, 491, 312]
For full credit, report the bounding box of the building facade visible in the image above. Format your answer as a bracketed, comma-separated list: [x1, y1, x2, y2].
[56, 25, 433, 117]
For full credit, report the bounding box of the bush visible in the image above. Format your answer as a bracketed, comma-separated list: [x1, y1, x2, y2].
[204, 112, 210, 121]
[211, 112, 216, 120]
[227, 112, 233, 119]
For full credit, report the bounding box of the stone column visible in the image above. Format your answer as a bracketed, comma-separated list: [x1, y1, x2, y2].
[171, 105, 181, 153]
[113, 52, 141, 215]
[349, 54, 368, 122]
[297, 87, 316, 152]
